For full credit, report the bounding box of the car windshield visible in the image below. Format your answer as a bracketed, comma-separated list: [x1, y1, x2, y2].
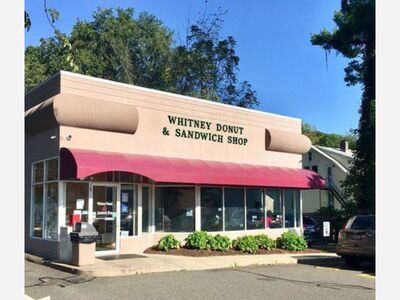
[350, 216, 375, 230]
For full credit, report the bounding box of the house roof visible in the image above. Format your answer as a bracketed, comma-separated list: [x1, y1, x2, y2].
[313, 145, 354, 171]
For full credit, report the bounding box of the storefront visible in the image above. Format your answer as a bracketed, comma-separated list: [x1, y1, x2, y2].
[25, 71, 325, 261]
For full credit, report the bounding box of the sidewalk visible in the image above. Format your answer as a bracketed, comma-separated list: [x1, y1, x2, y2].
[26, 252, 339, 277]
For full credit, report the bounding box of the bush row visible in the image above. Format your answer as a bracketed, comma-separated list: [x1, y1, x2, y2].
[156, 230, 307, 253]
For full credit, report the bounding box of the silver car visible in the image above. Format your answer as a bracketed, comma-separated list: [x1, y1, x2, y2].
[336, 215, 375, 267]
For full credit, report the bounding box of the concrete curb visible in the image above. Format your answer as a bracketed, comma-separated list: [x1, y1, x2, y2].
[25, 254, 84, 276]
[26, 252, 339, 278]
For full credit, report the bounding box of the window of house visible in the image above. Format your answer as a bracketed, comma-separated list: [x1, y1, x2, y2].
[266, 189, 283, 228]
[155, 187, 195, 232]
[120, 185, 138, 236]
[31, 158, 58, 239]
[312, 165, 318, 173]
[246, 189, 265, 230]
[224, 188, 245, 231]
[201, 187, 223, 231]
[308, 152, 312, 161]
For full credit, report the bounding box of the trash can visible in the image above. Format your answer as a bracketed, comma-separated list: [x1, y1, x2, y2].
[70, 222, 98, 266]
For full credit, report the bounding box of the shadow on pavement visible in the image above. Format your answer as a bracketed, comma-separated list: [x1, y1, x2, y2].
[295, 255, 375, 276]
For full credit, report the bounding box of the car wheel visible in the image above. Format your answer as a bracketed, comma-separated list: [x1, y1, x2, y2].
[343, 256, 361, 268]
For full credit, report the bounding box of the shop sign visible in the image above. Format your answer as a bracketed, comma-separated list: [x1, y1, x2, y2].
[163, 115, 248, 146]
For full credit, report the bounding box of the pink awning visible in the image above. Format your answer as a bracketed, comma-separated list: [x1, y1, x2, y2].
[60, 148, 326, 189]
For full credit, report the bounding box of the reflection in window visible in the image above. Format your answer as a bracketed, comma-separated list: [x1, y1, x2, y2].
[120, 186, 137, 236]
[295, 191, 301, 227]
[246, 189, 265, 230]
[44, 182, 58, 239]
[155, 187, 195, 232]
[284, 190, 295, 228]
[201, 187, 223, 231]
[32, 185, 43, 237]
[46, 159, 58, 181]
[65, 182, 88, 225]
[33, 162, 44, 183]
[266, 189, 282, 228]
[142, 187, 150, 233]
[224, 188, 245, 231]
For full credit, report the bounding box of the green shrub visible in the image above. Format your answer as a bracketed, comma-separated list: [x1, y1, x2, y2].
[276, 231, 308, 251]
[233, 235, 259, 253]
[157, 234, 181, 251]
[185, 231, 214, 250]
[210, 234, 232, 252]
[255, 234, 276, 250]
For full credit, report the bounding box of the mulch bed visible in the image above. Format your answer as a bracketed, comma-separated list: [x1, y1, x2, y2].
[144, 246, 324, 257]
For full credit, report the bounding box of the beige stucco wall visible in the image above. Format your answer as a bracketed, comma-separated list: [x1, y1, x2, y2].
[56, 72, 303, 168]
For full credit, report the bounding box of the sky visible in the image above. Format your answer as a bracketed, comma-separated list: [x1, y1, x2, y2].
[25, 0, 362, 135]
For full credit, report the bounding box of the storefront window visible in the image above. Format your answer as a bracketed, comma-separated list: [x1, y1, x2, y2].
[295, 190, 301, 227]
[65, 182, 89, 225]
[33, 162, 44, 183]
[266, 189, 283, 228]
[155, 187, 195, 232]
[32, 185, 43, 237]
[224, 188, 245, 231]
[284, 189, 295, 228]
[142, 186, 150, 233]
[246, 189, 265, 230]
[44, 182, 58, 239]
[120, 185, 137, 236]
[31, 158, 59, 239]
[46, 159, 58, 181]
[201, 187, 223, 231]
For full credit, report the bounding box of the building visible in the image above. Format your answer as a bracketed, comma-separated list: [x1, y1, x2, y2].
[25, 71, 325, 261]
[302, 142, 354, 214]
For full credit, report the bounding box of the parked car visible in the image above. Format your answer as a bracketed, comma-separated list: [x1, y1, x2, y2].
[336, 215, 375, 267]
[302, 216, 320, 244]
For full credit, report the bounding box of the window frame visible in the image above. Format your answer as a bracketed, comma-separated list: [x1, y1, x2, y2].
[30, 156, 59, 240]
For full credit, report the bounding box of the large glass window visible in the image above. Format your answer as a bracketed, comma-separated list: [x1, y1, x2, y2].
[284, 190, 295, 228]
[224, 188, 245, 231]
[66, 182, 89, 225]
[33, 162, 44, 183]
[32, 185, 44, 237]
[201, 187, 223, 231]
[295, 191, 301, 227]
[155, 187, 195, 232]
[44, 182, 58, 239]
[142, 186, 150, 233]
[246, 189, 265, 230]
[120, 185, 137, 236]
[266, 189, 283, 228]
[31, 158, 59, 239]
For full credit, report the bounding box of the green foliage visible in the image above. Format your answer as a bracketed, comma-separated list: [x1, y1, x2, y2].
[302, 122, 356, 149]
[209, 234, 232, 252]
[254, 234, 276, 250]
[276, 231, 307, 251]
[25, 11, 31, 31]
[25, 7, 258, 109]
[185, 231, 214, 250]
[232, 235, 259, 253]
[157, 234, 181, 251]
[311, 0, 375, 214]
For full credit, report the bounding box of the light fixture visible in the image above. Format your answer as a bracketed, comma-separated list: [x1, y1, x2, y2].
[66, 134, 72, 141]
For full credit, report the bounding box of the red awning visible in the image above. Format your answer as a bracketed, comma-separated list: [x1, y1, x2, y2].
[60, 148, 326, 189]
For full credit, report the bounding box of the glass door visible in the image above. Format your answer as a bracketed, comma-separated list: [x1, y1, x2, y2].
[90, 184, 120, 253]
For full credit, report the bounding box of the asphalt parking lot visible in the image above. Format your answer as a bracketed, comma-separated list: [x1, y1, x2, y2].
[25, 257, 375, 300]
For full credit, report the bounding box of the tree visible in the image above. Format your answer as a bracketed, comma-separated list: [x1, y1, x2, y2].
[302, 122, 356, 149]
[25, 7, 258, 108]
[311, 0, 375, 214]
